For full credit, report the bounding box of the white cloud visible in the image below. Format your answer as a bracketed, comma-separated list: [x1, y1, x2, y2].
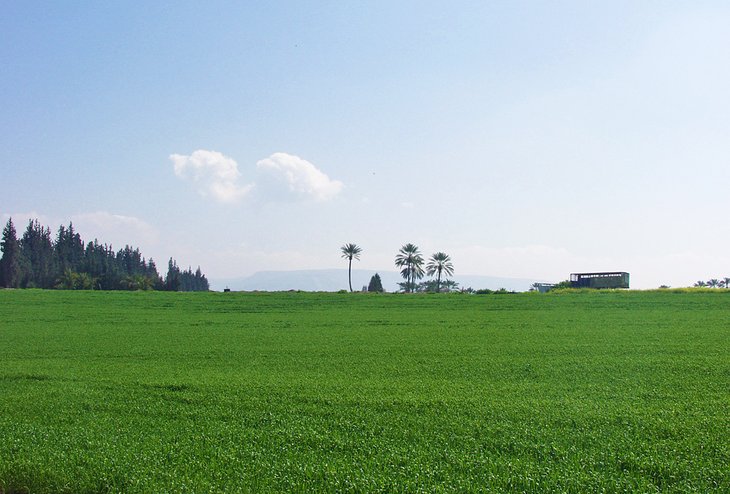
[1, 210, 163, 259]
[171, 150, 343, 204]
[71, 212, 160, 248]
[1, 211, 54, 229]
[256, 152, 343, 202]
[170, 150, 254, 204]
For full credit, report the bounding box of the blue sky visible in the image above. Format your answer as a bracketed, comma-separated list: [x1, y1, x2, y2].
[2, 1, 729, 289]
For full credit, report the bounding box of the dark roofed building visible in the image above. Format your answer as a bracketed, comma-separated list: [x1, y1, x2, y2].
[570, 272, 630, 289]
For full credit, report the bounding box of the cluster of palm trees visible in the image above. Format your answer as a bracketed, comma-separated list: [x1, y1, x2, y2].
[340, 243, 454, 293]
[693, 277, 730, 288]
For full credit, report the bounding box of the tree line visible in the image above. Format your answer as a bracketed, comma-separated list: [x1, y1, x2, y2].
[341, 243, 455, 293]
[692, 277, 730, 288]
[0, 218, 209, 291]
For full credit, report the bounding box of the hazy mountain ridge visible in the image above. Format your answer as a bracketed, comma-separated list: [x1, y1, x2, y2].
[211, 269, 542, 293]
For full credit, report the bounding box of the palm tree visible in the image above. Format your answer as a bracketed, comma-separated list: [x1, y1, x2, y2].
[426, 252, 454, 293]
[340, 243, 362, 292]
[395, 243, 424, 293]
[723, 277, 730, 289]
[707, 279, 720, 288]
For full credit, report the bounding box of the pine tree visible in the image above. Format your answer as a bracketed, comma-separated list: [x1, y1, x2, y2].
[20, 219, 54, 288]
[1, 217, 210, 292]
[367, 273, 384, 293]
[54, 223, 84, 275]
[165, 258, 181, 291]
[0, 218, 22, 288]
[193, 266, 209, 291]
[146, 258, 163, 289]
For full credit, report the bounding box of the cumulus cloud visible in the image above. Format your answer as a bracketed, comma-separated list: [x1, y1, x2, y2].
[1, 210, 162, 257]
[1, 211, 53, 228]
[170, 150, 254, 204]
[71, 212, 160, 248]
[171, 150, 343, 204]
[256, 152, 343, 202]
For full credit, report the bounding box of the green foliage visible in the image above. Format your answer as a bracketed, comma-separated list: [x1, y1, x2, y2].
[552, 280, 573, 289]
[644, 287, 730, 294]
[394, 243, 424, 293]
[474, 287, 516, 295]
[340, 243, 362, 261]
[548, 287, 601, 294]
[55, 269, 94, 290]
[416, 279, 458, 292]
[164, 259, 209, 292]
[0, 217, 207, 291]
[0, 218, 22, 288]
[19, 219, 54, 288]
[0, 290, 727, 493]
[694, 277, 730, 288]
[120, 274, 155, 291]
[367, 273, 384, 293]
[425, 252, 454, 293]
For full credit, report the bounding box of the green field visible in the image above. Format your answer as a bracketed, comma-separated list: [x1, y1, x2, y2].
[0, 290, 728, 493]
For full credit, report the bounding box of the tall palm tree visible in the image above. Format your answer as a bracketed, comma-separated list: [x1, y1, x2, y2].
[723, 277, 730, 289]
[426, 252, 454, 293]
[340, 243, 362, 292]
[395, 243, 424, 293]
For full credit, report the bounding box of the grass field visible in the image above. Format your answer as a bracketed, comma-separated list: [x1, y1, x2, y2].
[0, 289, 728, 493]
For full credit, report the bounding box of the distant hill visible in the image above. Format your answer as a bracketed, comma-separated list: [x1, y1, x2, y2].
[210, 269, 541, 293]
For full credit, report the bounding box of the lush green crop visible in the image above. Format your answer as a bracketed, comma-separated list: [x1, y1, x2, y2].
[0, 290, 728, 493]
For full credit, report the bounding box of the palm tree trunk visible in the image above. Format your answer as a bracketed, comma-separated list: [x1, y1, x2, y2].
[409, 262, 413, 293]
[348, 258, 353, 292]
[437, 268, 442, 293]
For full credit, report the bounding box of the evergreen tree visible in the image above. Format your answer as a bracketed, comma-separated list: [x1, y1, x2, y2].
[367, 273, 384, 293]
[0, 217, 209, 292]
[83, 241, 104, 288]
[193, 266, 209, 291]
[54, 223, 84, 275]
[146, 258, 164, 289]
[0, 218, 22, 288]
[20, 219, 54, 288]
[165, 258, 181, 291]
[177, 265, 209, 291]
[83, 240, 120, 290]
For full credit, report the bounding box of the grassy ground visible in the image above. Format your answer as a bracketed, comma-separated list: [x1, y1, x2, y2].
[0, 290, 728, 493]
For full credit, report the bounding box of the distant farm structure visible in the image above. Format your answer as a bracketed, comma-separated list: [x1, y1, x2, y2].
[532, 272, 630, 292]
[570, 272, 630, 289]
[533, 283, 556, 293]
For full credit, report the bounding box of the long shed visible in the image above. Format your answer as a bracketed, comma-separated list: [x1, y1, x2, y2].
[570, 272, 630, 289]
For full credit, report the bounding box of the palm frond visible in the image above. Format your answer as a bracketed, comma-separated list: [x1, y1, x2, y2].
[340, 243, 362, 260]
